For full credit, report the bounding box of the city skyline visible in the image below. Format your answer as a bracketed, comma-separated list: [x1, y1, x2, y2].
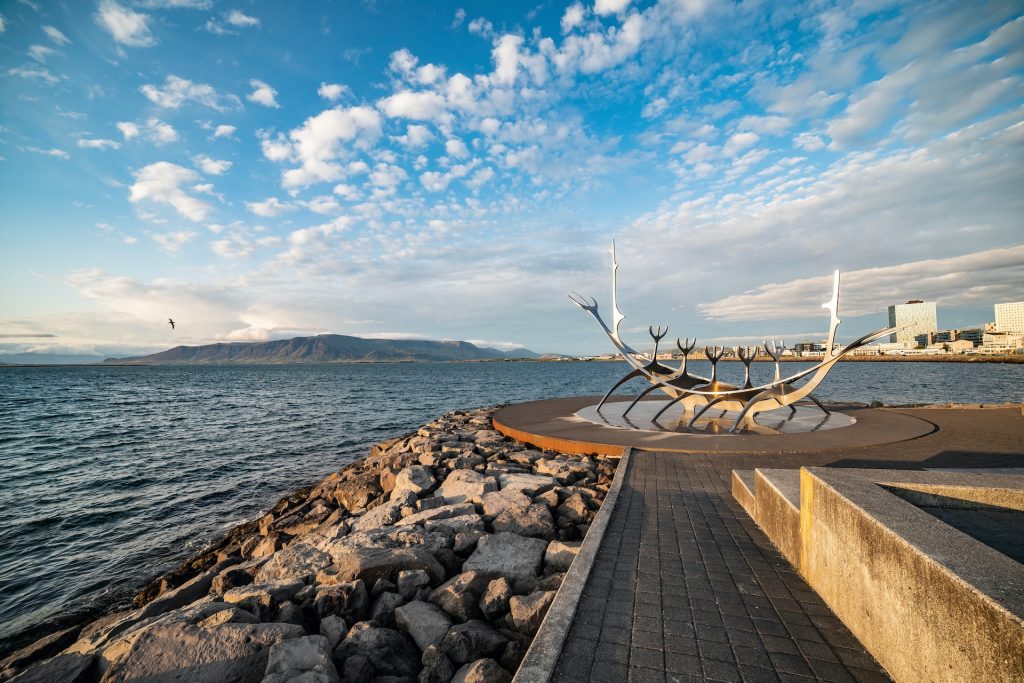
[1, 1, 1022, 358]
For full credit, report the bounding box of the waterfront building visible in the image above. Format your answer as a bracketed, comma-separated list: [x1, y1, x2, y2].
[955, 328, 984, 346]
[888, 300, 938, 346]
[982, 331, 1024, 352]
[994, 301, 1024, 332]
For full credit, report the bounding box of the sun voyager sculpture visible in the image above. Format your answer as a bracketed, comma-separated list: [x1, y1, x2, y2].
[569, 242, 897, 433]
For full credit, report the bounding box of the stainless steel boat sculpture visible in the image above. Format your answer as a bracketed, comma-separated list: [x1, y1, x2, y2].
[569, 243, 897, 433]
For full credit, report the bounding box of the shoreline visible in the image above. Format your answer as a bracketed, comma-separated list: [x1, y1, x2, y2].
[1, 406, 618, 682]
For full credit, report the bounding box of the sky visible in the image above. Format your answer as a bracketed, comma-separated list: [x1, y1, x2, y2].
[0, 0, 1021, 359]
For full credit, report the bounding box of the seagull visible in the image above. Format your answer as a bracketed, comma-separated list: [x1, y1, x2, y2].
[168, 318, 176, 330]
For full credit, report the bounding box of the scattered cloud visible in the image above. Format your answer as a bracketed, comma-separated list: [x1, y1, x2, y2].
[95, 0, 156, 48]
[140, 75, 240, 111]
[6, 66, 60, 84]
[226, 10, 259, 27]
[77, 138, 121, 150]
[129, 162, 212, 221]
[212, 124, 236, 138]
[22, 146, 70, 159]
[247, 79, 279, 108]
[116, 121, 139, 140]
[318, 82, 348, 102]
[246, 196, 296, 217]
[27, 45, 56, 63]
[42, 25, 71, 45]
[193, 155, 232, 175]
[151, 230, 198, 253]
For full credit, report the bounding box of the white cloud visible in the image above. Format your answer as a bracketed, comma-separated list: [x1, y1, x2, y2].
[594, 0, 631, 16]
[722, 132, 759, 156]
[226, 10, 259, 27]
[140, 75, 239, 111]
[419, 171, 450, 192]
[794, 132, 825, 151]
[129, 162, 212, 221]
[116, 121, 139, 140]
[211, 237, 253, 259]
[247, 79, 279, 108]
[445, 138, 470, 158]
[465, 166, 495, 190]
[144, 118, 178, 143]
[95, 0, 155, 47]
[269, 106, 382, 188]
[42, 25, 71, 45]
[23, 146, 69, 159]
[318, 82, 348, 101]
[151, 230, 198, 253]
[371, 163, 408, 190]
[561, 3, 586, 34]
[0, 14, 6, 34]
[394, 124, 433, 148]
[27, 45, 56, 62]
[193, 155, 232, 175]
[378, 90, 449, 122]
[77, 138, 121, 150]
[246, 197, 296, 217]
[305, 196, 342, 214]
[6, 66, 60, 84]
[333, 183, 359, 200]
[212, 124, 236, 138]
[735, 115, 790, 136]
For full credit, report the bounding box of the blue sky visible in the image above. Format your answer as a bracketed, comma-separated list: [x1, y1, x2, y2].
[0, 0, 1021, 358]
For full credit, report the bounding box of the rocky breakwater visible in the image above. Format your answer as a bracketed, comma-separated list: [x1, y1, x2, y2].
[2, 407, 617, 683]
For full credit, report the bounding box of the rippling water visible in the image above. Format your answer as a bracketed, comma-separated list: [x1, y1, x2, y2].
[0, 360, 1020, 646]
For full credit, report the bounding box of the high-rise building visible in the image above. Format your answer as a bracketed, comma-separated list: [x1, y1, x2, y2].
[994, 301, 1024, 333]
[888, 300, 938, 346]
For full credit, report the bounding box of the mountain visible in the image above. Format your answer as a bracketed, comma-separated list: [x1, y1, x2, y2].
[102, 335, 543, 364]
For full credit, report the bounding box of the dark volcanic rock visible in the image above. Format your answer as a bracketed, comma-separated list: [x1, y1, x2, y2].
[333, 622, 420, 678]
[441, 620, 509, 664]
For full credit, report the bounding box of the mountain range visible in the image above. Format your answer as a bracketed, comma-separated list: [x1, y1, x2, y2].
[97, 334, 544, 364]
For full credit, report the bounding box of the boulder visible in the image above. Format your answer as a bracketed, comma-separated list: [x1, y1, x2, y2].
[262, 635, 339, 683]
[429, 572, 489, 622]
[453, 531, 484, 554]
[212, 558, 266, 595]
[393, 466, 437, 496]
[394, 601, 454, 650]
[499, 639, 526, 673]
[314, 580, 369, 624]
[507, 450, 543, 465]
[397, 569, 431, 599]
[222, 580, 304, 616]
[478, 578, 512, 621]
[479, 490, 532, 517]
[424, 514, 486, 535]
[254, 544, 332, 583]
[450, 658, 512, 683]
[490, 504, 555, 539]
[341, 654, 374, 682]
[8, 653, 94, 683]
[434, 470, 498, 505]
[0, 626, 82, 680]
[419, 644, 456, 683]
[441, 621, 509, 664]
[328, 547, 445, 587]
[396, 503, 476, 527]
[349, 495, 410, 534]
[509, 590, 555, 636]
[323, 525, 452, 556]
[333, 622, 420, 679]
[544, 540, 581, 573]
[533, 489, 559, 509]
[557, 494, 592, 524]
[370, 591, 405, 628]
[319, 615, 347, 652]
[330, 471, 383, 513]
[497, 473, 556, 497]
[461, 533, 547, 592]
[534, 459, 590, 484]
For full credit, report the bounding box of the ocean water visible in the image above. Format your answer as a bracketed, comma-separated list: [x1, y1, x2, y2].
[0, 360, 1021, 646]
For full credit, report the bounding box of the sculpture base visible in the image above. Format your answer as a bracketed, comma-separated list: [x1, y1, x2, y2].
[576, 400, 856, 435]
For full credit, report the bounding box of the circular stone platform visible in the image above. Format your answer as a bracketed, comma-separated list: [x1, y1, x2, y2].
[576, 401, 857, 435]
[493, 396, 937, 455]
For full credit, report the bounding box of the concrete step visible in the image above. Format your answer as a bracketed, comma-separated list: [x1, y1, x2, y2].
[731, 470, 756, 519]
[753, 469, 802, 567]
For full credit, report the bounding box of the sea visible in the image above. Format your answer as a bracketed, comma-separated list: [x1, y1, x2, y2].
[1, 360, 1021, 648]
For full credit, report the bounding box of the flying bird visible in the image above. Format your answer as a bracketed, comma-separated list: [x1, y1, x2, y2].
[168, 318, 176, 330]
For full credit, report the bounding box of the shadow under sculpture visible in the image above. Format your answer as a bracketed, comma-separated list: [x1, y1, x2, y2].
[569, 242, 897, 433]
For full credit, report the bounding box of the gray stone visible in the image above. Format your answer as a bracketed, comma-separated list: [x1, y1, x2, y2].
[434, 470, 498, 505]
[397, 569, 431, 599]
[370, 591, 406, 628]
[478, 578, 512, 621]
[499, 639, 526, 673]
[429, 572, 490, 622]
[8, 653, 93, 683]
[419, 644, 456, 683]
[425, 513, 486, 535]
[330, 471, 383, 513]
[416, 496, 445, 511]
[479, 490, 533, 517]
[349, 496, 409, 534]
[508, 450, 544, 465]
[262, 635, 339, 683]
[254, 544, 333, 584]
[497, 473, 556, 497]
[557, 493, 592, 524]
[222, 580, 304, 616]
[491, 504, 556, 539]
[340, 654, 374, 683]
[534, 459, 591, 484]
[395, 600, 454, 650]
[509, 590, 555, 636]
[533, 489, 559, 509]
[544, 540, 581, 573]
[393, 466, 437, 496]
[371, 577, 398, 597]
[441, 620, 509, 664]
[314, 580, 369, 624]
[334, 622, 420, 678]
[450, 658, 512, 683]
[397, 503, 477, 527]
[326, 547, 446, 587]
[453, 531, 484, 553]
[461, 533, 547, 592]
[319, 615, 347, 652]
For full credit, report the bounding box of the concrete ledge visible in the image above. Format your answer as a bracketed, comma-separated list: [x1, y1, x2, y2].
[799, 468, 1024, 683]
[512, 447, 635, 683]
[731, 470, 756, 519]
[754, 469, 802, 568]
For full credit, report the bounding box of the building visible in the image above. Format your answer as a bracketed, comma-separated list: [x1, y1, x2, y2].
[955, 328, 984, 346]
[888, 300, 938, 346]
[982, 331, 1024, 352]
[927, 339, 973, 352]
[994, 301, 1024, 333]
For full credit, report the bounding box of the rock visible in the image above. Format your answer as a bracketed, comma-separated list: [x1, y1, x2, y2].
[441, 621, 509, 664]
[434, 470, 498, 505]
[379, 467, 399, 494]
[424, 513, 486, 535]
[479, 490, 533, 517]
[534, 459, 590, 484]
[349, 496, 408, 533]
[461, 533, 547, 592]
[397, 569, 431, 599]
[478, 578, 512, 621]
[544, 540, 581, 573]
[557, 494, 592, 524]
[396, 502, 477, 527]
[416, 496, 445, 511]
[509, 590, 555, 636]
[8, 653, 94, 683]
[319, 615, 347, 651]
[99, 607, 304, 683]
[341, 654, 374, 683]
[450, 658, 512, 683]
[453, 531, 484, 554]
[0, 626, 82, 680]
[262, 635, 339, 683]
[491, 504, 556, 539]
[395, 601, 454, 651]
[248, 533, 290, 559]
[499, 639, 526, 673]
[533, 489, 559, 509]
[370, 591, 405, 628]
[212, 558, 267, 595]
[223, 580, 304, 617]
[429, 571, 490, 622]
[334, 622, 420, 679]
[419, 644, 456, 683]
[418, 453, 440, 467]
[314, 580, 369, 624]
[508, 450, 543, 465]
[497, 473, 556, 497]
[328, 547, 446, 587]
[393, 466, 437, 496]
[254, 543, 333, 583]
[331, 471, 383, 513]
[372, 578, 398, 597]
